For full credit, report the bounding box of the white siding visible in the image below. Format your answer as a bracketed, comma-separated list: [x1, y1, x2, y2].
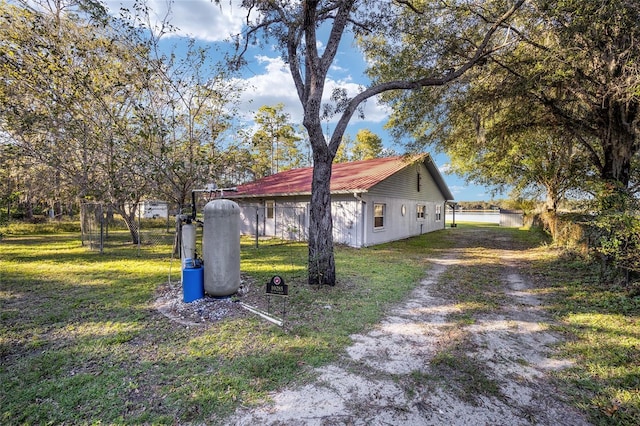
[232, 159, 450, 248]
[359, 162, 448, 246]
[238, 203, 261, 235]
[331, 197, 361, 247]
[234, 196, 362, 247]
[371, 162, 444, 200]
[236, 201, 306, 239]
[361, 196, 445, 246]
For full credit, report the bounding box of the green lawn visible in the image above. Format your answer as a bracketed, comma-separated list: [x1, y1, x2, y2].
[1, 223, 638, 424]
[523, 243, 640, 425]
[0, 227, 445, 424]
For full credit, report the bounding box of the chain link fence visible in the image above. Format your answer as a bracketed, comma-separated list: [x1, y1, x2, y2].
[79, 200, 309, 281]
[238, 204, 309, 248]
[80, 203, 105, 252]
[81, 201, 176, 255]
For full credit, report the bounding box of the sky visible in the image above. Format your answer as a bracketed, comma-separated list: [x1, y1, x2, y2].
[103, 0, 500, 201]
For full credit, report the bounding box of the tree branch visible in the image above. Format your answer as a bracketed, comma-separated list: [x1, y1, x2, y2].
[319, 0, 355, 76]
[329, 0, 526, 153]
[392, 0, 424, 15]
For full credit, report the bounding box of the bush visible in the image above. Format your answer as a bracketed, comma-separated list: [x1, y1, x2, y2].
[534, 206, 640, 291]
[0, 220, 81, 235]
[593, 211, 640, 274]
[533, 212, 591, 254]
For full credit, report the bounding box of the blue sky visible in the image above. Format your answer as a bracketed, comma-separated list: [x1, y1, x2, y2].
[103, 0, 500, 201]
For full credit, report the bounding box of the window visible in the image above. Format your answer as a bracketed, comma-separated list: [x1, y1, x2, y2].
[373, 203, 385, 229]
[435, 205, 442, 221]
[266, 201, 275, 219]
[416, 205, 426, 220]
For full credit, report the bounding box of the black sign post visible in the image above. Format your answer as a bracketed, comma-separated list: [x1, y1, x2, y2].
[266, 275, 288, 295]
[266, 275, 288, 325]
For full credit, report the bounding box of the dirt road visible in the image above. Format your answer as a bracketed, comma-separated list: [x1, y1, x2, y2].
[227, 227, 591, 425]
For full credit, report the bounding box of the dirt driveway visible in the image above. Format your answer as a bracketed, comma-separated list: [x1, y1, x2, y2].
[227, 227, 591, 425]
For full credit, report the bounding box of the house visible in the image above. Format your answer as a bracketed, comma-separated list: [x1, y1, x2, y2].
[139, 200, 169, 219]
[226, 154, 454, 248]
[124, 200, 169, 219]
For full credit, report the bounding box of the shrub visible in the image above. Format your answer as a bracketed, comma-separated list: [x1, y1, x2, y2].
[590, 184, 640, 289]
[593, 211, 640, 274]
[0, 220, 81, 235]
[534, 212, 591, 254]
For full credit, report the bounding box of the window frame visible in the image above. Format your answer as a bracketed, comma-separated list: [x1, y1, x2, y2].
[266, 200, 275, 219]
[416, 204, 426, 221]
[373, 203, 386, 230]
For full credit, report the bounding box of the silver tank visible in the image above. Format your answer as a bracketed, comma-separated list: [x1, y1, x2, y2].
[202, 199, 241, 296]
[180, 223, 196, 267]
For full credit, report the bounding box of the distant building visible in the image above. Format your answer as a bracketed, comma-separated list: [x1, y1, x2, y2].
[226, 154, 454, 247]
[139, 200, 168, 219]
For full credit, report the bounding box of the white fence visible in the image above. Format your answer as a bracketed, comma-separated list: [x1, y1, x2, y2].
[446, 209, 524, 228]
[447, 210, 500, 224]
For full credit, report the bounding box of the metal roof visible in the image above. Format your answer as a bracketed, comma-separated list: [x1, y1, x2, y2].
[229, 154, 454, 200]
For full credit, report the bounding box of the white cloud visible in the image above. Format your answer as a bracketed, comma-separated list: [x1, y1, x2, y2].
[439, 163, 452, 174]
[103, 2, 390, 134]
[234, 55, 389, 127]
[448, 184, 489, 200]
[449, 185, 467, 195]
[330, 64, 349, 73]
[104, 0, 245, 41]
[233, 56, 300, 121]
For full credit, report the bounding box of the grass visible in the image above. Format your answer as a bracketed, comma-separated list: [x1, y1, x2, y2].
[0, 220, 80, 235]
[430, 348, 503, 404]
[0, 223, 447, 425]
[428, 222, 638, 425]
[1, 221, 639, 424]
[436, 223, 547, 320]
[523, 246, 640, 425]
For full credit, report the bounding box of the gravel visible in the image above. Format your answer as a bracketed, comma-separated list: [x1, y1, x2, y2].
[153, 275, 264, 326]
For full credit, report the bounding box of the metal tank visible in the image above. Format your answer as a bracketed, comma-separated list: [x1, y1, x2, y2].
[180, 222, 197, 267]
[202, 199, 241, 297]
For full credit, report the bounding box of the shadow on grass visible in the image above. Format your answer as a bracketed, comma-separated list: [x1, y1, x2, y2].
[414, 225, 639, 425]
[3, 225, 637, 424]
[520, 243, 640, 425]
[0, 231, 427, 424]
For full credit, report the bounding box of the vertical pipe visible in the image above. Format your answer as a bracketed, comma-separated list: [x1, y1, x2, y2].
[105, 205, 109, 239]
[255, 207, 259, 248]
[137, 203, 141, 256]
[181, 223, 196, 264]
[99, 205, 104, 255]
[191, 191, 197, 220]
[452, 205, 456, 227]
[443, 203, 446, 230]
[166, 205, 170, 233]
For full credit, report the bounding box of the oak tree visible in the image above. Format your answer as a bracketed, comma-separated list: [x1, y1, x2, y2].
[379, 0, 640, 210]
[233, 0, 525, 285]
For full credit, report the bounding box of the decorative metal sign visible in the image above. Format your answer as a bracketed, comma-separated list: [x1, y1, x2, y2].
[266, 275, 288, 296]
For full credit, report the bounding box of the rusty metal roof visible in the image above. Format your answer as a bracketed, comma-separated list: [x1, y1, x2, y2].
[229, 154, 453, 200]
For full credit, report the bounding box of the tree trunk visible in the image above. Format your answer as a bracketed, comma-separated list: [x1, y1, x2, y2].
[544, 184, 558, 212]
[80, 201, 87, 246]
[308, 156, 336, 285]
[596, 105, 637, 211]
[114, 203, 140, 245]
[25, 200, 33, 220]
[544, 193, 556, 212]
[598, 98, 637, 189]
[600, 138, 633, 190]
